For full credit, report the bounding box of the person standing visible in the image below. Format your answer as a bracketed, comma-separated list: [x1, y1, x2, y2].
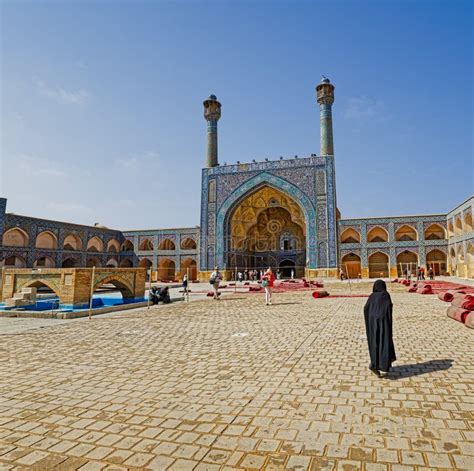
[210, 267, 222, 300]
[182, 274, 189, 300]
[262, 267, 275, 306]
[291, 269, 294, 280]
[428, 266, 434, 280]
[364, 280, 396, 378]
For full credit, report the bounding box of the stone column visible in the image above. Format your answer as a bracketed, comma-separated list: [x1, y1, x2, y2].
[203, 95, 221, 167]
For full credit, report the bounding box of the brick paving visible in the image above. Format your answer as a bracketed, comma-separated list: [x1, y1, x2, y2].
[0, 282, 473, 470]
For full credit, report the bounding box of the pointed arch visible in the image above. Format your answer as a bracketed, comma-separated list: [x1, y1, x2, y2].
[120, 258, 133, 268]
[106, 257, 119, 268]
[35, 231, 58, 249]
[396, 250, 418, 276]
[216, 172, 317, 268]
[340, 227, 361, 244]
[139, 238, 154, 251]
[158, 258, 175, 280]
[180, 237, 197, 250]
[464, 212, 473, 233]
[341, 252, 361, 279]
[368, 251, 389, 278]
[22, 279, 61, 298]
[367, 226, 389, 243]
[93, 275, 134, 299]
[426, 249, 447, 276]
[1, 255, 26, 268]
[86, 258, 102, 267]
[424, 223, 446, 240]
[181, 258, 197, 280]
[121, 240, 134, 252]
[87, 236, 104, 252]
[395, 225, 417, 241]
[63, 233, 82, 250]
[61, 258, 76, 268]
[158, 239, 176, 251]
[33, 256, 55, 268]
[107, 239, 120, 253]
[2, 227, 29, 247]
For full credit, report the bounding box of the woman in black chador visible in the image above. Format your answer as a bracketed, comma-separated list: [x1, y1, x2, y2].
[364, 280, 396, 377]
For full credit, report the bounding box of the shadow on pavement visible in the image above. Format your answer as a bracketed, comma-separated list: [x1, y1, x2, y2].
[388, 359, 453, 379]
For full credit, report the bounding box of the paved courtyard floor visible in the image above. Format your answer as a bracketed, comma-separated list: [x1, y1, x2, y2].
[0, 282, 473, 470]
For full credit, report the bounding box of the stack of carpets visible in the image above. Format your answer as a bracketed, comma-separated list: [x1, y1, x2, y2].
[446, 293, 474, 329]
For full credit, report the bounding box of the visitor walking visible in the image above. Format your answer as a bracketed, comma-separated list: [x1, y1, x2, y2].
[428, 266, 434, 280]
[210, 267, 222, 300]
[363, 279, 396, 378]
[182, 274, 189, 300]
[291, 269, 295, 280]
[262, 267, 275, 306]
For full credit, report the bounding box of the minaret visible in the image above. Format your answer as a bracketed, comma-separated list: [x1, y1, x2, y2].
[316, 77, 335, 156]
[203, 94, 222, 167]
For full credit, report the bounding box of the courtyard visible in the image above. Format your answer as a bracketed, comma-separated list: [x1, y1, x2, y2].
[0, 282, 473, 470]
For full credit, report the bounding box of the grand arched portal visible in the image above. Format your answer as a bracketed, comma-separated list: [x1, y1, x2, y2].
[226, 186, 307, 277]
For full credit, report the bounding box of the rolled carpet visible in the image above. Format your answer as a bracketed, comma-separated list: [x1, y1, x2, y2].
[421, 287, 433, 294]
[447, 306, 470, 323]
[408, 287, 417, 293]
[312, 290, 329, 299]
[438, 290, 465, 302]
[465, 313, 474, 329]
[451, 294, 474, 311]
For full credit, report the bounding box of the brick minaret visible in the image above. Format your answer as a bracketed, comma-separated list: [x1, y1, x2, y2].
[203, 94, 221, 167]
[316, 77, 335, 156]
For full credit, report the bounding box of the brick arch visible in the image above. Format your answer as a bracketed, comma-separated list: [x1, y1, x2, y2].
[63, 233, 83, 250]
[93, 275, 134, 299]
[21, 279, 61, 299]
[107, 239, 120, 253]
[180, 237, 197, 250]
[2, 227, 29, 247]
[36, 230, 58, 249]
[158, 239, 176, 251]
[87, 236, 104, 252]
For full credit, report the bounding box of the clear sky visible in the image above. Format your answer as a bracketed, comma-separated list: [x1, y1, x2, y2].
[1, 0, 472, 229]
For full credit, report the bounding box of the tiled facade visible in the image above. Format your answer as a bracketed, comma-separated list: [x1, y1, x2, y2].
[199, 156, 338, 277]
[446, 196, 474, 278]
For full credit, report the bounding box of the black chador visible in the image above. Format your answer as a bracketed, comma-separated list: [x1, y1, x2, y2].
[364, 279, 396, 376]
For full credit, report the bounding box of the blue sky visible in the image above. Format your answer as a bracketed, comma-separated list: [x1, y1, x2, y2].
[1, 0, 472, 229]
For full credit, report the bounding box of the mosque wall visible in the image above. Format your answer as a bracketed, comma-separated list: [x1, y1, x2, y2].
[446, 197, 474, 279]
[339, 214, 449, 278]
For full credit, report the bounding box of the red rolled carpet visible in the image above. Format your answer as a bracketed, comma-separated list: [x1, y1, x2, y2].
[451, 294, 474, 311]
[408, 287, 417, 293]
[438, 290, 465, 302]
[465, 313, 474, 329]
[420, 287, 433, 294]
[447, 306, 470, 323]
[312, 290, 329, 299]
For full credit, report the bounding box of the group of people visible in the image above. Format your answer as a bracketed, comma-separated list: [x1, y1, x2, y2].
[149, 285, 171, 304]
[210, 266, 275, 305]
[404, 266, 435, 281]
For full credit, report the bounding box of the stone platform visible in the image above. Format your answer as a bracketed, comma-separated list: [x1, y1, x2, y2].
[0, 283, 472, 470]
